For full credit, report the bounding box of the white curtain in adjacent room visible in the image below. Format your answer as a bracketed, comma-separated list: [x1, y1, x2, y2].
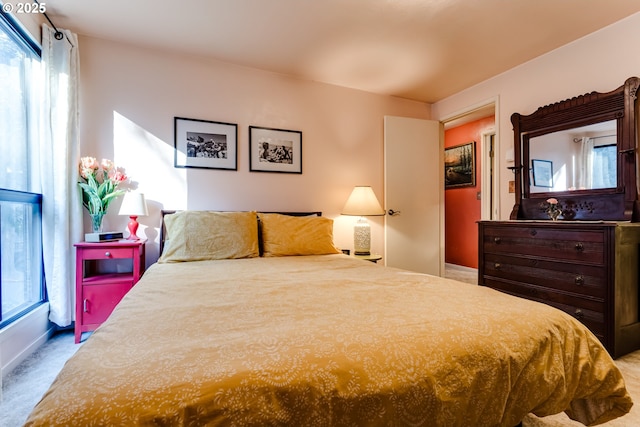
[40, 24, 83, 327]
[578, 137, 594, 190]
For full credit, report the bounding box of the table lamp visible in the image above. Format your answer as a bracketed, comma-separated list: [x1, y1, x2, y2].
[341, 186, 385, 255]
[118, 192, 149, 240]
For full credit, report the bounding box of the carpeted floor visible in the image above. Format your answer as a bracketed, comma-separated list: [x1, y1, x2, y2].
[444, 263, 478, 285]
[1, 330, 81, 427]
[2, 290, 640, 426]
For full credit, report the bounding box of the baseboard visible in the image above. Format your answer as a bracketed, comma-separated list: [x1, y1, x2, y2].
[0, 304, 53, 381]
[445, 262, 477, 273]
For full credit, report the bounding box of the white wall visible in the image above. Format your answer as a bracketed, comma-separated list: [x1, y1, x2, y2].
[432, 12, 640, 219]
[78, 36, 431, 263]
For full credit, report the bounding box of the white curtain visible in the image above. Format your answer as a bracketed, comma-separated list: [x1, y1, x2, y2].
[40, 24, 83, 327]
[578, 137, 594, 190]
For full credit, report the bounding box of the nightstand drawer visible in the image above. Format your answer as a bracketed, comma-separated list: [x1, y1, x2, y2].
[83, 247, 134, 260]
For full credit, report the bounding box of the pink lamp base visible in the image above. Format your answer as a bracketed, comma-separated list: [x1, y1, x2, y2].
[126, 216, 140, 240]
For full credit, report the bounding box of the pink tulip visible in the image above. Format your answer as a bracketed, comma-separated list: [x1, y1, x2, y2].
[100, 159, 115, 171]
[109, 169, 127, 184]
[80, 156, 98, 169]
[79, 156, 99, 179]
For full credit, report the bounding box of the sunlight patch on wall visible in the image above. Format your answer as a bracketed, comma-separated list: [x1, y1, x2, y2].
[555, 163, 568, 192]
[113, 110, 187, 219]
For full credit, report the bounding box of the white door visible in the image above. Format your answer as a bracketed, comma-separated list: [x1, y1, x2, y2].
[384, 116, 443, 275]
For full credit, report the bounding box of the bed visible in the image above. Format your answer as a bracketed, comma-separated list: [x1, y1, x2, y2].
[25, 211, 632, 426]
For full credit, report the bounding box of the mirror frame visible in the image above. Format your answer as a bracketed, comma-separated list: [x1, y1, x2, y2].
[510, 77, 640, 221]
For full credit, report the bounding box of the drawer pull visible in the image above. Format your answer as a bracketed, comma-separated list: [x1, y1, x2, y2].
[574, 243, 584, 252]
[83, 299, 88, 313]
[574, 309, 584, 319]
[493, 237, 501, 244]
[575, 275, 585, 286]
[529, 229, 537, 236]
[494, 263, 502, 270]
[105, 251, 111, 257]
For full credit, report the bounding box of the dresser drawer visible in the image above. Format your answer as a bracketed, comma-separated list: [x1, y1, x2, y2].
[483, 277, 605, 314]
[483, 278, 605, 340]
[483, 253, 606, 298]
[482, 226, 605, 264]
[82, 247, 134, 260]
[545, 300, 605, 341]
[540, 298, 605, 341]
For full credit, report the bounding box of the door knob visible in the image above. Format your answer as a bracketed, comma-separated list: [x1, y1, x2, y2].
[388, 209, 401, 216]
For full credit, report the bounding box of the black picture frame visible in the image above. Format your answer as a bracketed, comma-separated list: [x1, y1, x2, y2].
[249, 126, 302, 174]
[532, 159, 553, 187]
[174, 117, 237, 170]
[444, 141, 476, 189]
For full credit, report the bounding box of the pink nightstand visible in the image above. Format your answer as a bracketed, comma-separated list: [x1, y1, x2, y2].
[74, 239, 146, 343]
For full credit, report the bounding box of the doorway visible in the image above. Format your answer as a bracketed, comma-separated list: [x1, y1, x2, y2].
[442, 103, 496, 271]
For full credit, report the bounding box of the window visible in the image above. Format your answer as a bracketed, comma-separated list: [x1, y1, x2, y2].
[592, 144, 616, 189]
[0, 8, 45, 328]
[0, 190, 44, 328]
[1, 8, 39, 191]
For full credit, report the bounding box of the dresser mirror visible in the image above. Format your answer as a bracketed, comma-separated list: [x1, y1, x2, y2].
[511, 77, 640, 221]
[528, 120, 617, 193]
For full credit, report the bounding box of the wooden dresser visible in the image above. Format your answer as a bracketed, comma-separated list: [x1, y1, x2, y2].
[478, 220, 640, 358]
[481, 78, 640, 358]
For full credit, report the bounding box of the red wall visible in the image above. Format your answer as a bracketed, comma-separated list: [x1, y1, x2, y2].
[444, 116, 495, 268]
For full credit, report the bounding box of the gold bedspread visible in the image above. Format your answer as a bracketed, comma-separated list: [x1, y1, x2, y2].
[25, 255, 632, 426]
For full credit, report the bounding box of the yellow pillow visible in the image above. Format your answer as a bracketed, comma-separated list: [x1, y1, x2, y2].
[258, 213, 341, 256]
[159, 211, 259, 262]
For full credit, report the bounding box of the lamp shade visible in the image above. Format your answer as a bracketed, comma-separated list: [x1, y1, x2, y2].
[118, 192, 149, 216]
[341, 186, 385, 216]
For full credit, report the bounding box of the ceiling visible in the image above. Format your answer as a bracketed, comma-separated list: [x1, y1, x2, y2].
[44, 0, 640, 104]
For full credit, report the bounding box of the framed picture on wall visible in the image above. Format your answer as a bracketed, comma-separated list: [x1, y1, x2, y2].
[532, 159, 553, 187]
[249, 126, 302, 174]
[444, 141, 475, 189]
[174, 117, 238, 170]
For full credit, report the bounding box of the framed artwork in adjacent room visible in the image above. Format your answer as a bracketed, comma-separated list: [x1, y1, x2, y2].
[249, 126, 302, 174]
[444, 141, 475, 189]
[174, 117, 237, 170]
[532, 159, 553, 187]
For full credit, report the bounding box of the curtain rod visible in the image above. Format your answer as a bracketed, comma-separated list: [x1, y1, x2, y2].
[33, 0, 74, 47]
[573, 135, 616, 143]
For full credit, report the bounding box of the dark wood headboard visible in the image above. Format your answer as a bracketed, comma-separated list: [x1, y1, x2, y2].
[159, 210, 322, 255]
